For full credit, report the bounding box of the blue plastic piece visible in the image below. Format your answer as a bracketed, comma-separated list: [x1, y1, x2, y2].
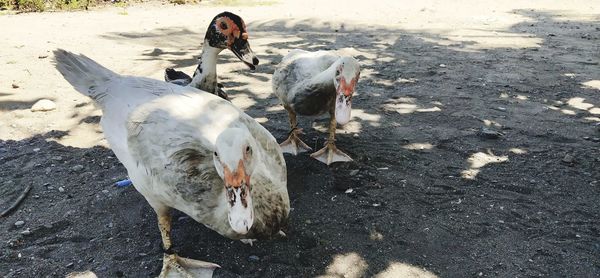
[114, 179, 133, 187]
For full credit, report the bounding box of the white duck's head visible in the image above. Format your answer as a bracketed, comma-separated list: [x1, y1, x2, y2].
[213, 127, 257, 235]
[205, 11, 259, 70]
[333, 56, 361, 125]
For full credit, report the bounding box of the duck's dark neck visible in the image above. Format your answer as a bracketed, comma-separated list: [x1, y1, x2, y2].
[188, 41, 223, 93]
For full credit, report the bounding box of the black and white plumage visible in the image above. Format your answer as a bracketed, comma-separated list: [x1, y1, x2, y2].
[54, 49, 288, 277]
[165, 11, 259, 101]
[272, 50, 361, 165]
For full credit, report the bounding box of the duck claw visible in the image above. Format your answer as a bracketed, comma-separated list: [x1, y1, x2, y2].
[310, 143, 353, 165]
[159, 253, 219, 278]
[280, 129, 312, 155]
[240, 238, 257, 246]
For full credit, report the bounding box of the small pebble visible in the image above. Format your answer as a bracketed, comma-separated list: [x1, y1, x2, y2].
[33, 148, 40, 152]
[102, 189, 109, 194]
[562, 154, 575, 164]
[248, 255, 260, 262]
[31, 99, 57, 112]
[66, 262, 74, 268]
[14, 220, 25, 227]
[349, 169, 359, 176]
[21, 229, 32, 236]
[592, 137, 600, 142]
[479, 127, 503, 139]
[58, 187, 65, 193]
[71, 165, 85, 172]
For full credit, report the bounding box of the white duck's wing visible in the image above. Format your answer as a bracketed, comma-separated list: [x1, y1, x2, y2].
[125, 92, 241, 208]
[272, 50, 339, 105]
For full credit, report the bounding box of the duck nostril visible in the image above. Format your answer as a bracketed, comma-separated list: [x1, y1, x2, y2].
[252, 57, 259, 65]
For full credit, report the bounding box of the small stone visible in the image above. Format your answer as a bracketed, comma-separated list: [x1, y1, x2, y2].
[349, 169, 359, 176]
[71, 165, 84, 172]
[58, 187, 65, 193]
[439, 64, 447, 68]
[51, 156, 63, 161]
[31, 99, 57, 112]
[479, 127, 503, 139]
[592, 137, 600, 142]
[14, 220, 25, 227]
[12, 83, 19, 89]
[583, 136, 590, 140]
[353, 133, 359, 138]
[344, 188, 354, 194]
[102, 189, 109, 194]
[66, 262, 74, 268]
[21, 229, 32, 236]
[248, 255, 260, 262]
[562, 154, 575, 164]
[33, 148, 40, 152]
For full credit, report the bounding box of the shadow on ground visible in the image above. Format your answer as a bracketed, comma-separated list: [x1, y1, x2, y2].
[2, 10, 600, 278]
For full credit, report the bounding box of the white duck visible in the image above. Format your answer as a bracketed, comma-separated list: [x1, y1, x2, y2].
[165, 11, 259, 100]
[54, 50, 289, 277]
[272, 50, 360, 165]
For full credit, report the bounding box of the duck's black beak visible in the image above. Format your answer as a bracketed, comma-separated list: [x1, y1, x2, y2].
[229, 36, 259, 70]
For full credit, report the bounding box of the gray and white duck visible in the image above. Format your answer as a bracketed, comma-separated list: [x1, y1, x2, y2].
[165, 11, 259, 101]
[54, 50, 289, 278]
[272, 50, 360, 165]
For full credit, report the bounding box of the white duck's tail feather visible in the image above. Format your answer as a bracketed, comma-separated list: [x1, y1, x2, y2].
[53, 49, 118, 106]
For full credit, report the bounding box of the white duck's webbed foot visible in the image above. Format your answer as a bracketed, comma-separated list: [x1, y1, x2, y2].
[159, 253, 220, 278]
[277, 230, 287, 238]
[280, 128, 312, 155]
[310, 141, 353, 165]
[240, 238, 258, 246]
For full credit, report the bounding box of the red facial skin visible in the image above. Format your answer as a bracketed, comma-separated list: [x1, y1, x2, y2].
[215, 17, 249, 48]
[338, 77, 357, 97]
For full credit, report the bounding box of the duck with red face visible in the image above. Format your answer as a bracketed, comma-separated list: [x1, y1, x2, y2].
[272, 50, 361, 165]
[165, 11, 259, 100]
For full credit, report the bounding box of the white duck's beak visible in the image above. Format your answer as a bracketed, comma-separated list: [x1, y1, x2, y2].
[335, 77, 356, 125]
[223, 160, 254, 235]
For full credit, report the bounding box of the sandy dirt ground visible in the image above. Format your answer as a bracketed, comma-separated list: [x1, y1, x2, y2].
[1, 0, 599, 277]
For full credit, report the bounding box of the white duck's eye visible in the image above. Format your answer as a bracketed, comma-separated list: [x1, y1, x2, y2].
[245, 146, 251, 154]
[335, 69, 340, 76]
[214, 151, 218, 157]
